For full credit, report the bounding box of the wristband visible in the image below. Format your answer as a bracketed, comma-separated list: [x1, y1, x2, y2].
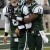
[4, 32, 8, 36]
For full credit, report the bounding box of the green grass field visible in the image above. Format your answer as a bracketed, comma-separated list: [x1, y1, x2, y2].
[44, 48, 50, 50]
[0, 30, 4, 35]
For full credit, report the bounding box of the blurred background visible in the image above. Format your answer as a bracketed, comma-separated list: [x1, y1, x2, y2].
[0, 0, 50, 50]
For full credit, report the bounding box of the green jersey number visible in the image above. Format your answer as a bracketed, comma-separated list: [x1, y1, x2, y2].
[12, 19, 19, 26]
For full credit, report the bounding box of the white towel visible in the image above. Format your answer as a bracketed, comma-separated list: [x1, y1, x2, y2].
[39, 31, 49, 43]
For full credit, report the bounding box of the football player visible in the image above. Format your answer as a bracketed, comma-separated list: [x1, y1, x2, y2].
[18, 0, 45, 50]
[3, 0, 30, 50]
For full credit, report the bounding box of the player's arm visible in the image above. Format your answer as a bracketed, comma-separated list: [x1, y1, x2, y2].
[15, 6, 29, 36]
[4, 17, 10, 36]
[3, 6, 10, 36]
[24, 6, 43, 23]
[4, 17, 10, 44]
[16, 5, 32, 29]
[3, 6, 10, 44]
[16, 5, 29, 22]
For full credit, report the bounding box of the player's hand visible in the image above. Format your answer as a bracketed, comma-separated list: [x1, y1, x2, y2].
[15, 28, 20, 36]
[3, 36, 8, 44]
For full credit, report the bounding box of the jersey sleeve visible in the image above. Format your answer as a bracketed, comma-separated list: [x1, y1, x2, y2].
[23, 6, 29, 15]
[17, 6, 29, 21]
[32, 6, 43, 14]
[5, 17, 10, 33]
[3, 6, 10, 33]
[3, 6, 7, 16]
[2, 6, 7, 20]
[23, 6, 32, 29]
